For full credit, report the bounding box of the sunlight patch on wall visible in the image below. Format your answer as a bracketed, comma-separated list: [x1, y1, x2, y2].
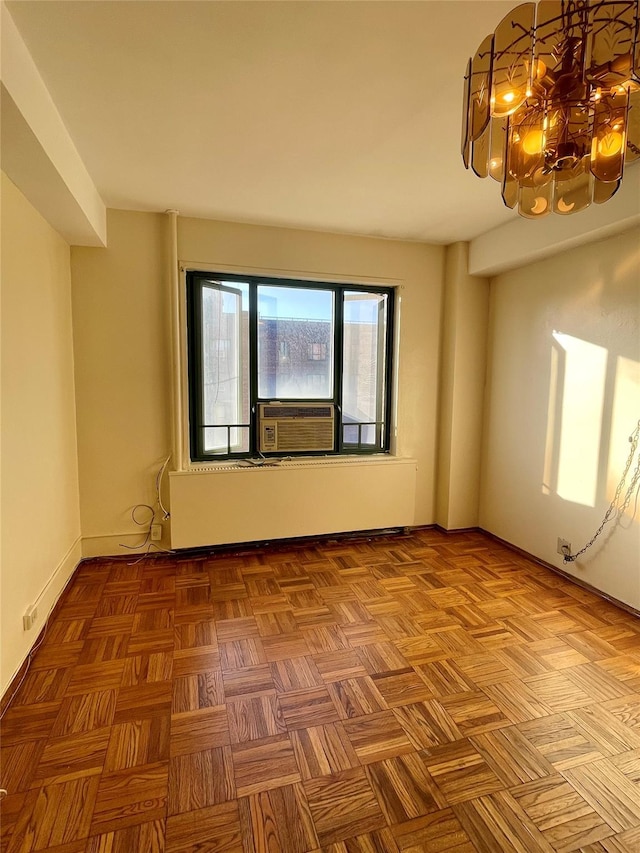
[552, 331, 608, 507]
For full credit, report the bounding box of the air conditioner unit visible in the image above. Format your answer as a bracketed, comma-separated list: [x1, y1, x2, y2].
[258, 402, 335, 453]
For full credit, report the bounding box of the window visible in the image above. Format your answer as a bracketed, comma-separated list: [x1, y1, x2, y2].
[186, 272, 394, 460]
[307, 343, 327, 361]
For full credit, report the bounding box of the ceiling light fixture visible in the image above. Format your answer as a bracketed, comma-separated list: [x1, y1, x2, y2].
[462, 1, 640, 218]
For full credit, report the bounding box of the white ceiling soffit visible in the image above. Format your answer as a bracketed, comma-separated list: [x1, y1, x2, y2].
[470, 164, 640, 277]
[5, 0, 520, 245]
[4, 0, 638, 257]
[1, 4, 106, 247]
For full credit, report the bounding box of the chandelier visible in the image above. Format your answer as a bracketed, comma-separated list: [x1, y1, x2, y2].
[462, 1, 640, 217]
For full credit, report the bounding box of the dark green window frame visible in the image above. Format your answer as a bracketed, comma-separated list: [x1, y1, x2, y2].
[186, 271, 395, 462]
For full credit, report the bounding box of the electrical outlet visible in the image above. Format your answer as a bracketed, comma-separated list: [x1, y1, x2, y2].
[23, 605, 38, 631]
[151, 523, 162, 541]
[557, 537, 571, 557]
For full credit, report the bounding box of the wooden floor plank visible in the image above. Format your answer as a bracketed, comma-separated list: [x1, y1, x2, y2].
[1, 529, 638, 853]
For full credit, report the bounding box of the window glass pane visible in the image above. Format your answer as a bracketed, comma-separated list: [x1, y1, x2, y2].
[343, 424, 359, 445]
[257, 285, 334, 399]
[342, 292, 388, 449]
[203, 426, 249, 455]
[202, 281, 249, 453]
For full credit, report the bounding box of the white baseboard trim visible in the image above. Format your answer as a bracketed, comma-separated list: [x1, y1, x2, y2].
[1, 534, 82, 699]
[81, 530, 171, 558]
[33, 535, 83, 611]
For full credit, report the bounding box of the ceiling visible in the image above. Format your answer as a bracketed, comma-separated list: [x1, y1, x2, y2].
[7, 1, 534, 243]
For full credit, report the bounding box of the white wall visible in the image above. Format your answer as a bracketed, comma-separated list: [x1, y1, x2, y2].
[0, 173, 82, 694]
[480, 227, 640, 609]
[71, 211, 444, 556]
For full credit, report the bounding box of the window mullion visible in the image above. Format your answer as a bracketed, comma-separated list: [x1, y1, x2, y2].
[375, 296, 386, 450]
[334, 287, 344, 452]
[188, 275, 205, 460]
[383, 292, 395, 452]
[249, 280, 258, 456]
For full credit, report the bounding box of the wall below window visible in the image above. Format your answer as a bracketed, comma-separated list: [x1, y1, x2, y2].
[1, 173, 82, 694]
[170, 457, 417, 549]
[71, 211, 444, 557]
[480, 226, 640, 610]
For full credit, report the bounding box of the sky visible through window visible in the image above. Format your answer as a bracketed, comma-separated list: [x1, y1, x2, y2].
[210, 280, 379, 325]
[258, 285, 333, 321]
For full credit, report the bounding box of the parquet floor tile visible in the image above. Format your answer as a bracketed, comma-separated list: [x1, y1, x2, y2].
[325, 826, 400, 853]
[290, 722, 360, 780]
[172, 670, 224, 712]
[392, 700, 463, 749]
[563, 760, 640, 833]
[437, 691, 510, 736]
[313, 649, 369, 683]
[104, 717, 169, 772]
[303, 767, 386, 847]
[419, 739, 504, 804]
[2, 529, 639, 852]
[391, 808, 476, 852]
[227, 695, 286, 744]
[269, 656, 323, 693]
[166, 801, 242, 853]
[370, 669, 434, 708]
[169, 705, 229, 756]
[327, 677, 389, 720]
[470, 726, 554, 786]
[90, 760, 168, 833]
[365, 752, 446, 823]
[86, 818, 166, 853]
[230, 734, 300, 796]
[342, 710, 414, 765]
[239, 783, 319, 853]
[7, 775, 100, 852]
[50, 690, 117, 738]
[510, 773, 614, 852]
[35, 727, 111, 784]
[517, 714, 610, 771]
[279, 686, 341, 730]
[453, 790, 556, 852]
[168, 747, 235, 815]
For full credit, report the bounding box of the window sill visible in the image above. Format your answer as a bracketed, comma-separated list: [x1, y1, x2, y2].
[173, 454, 416, 475]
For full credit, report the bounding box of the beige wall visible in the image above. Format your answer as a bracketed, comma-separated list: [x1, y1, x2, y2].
[480, 227, 640, 609]
[71, 211, 444, 556]
[1, 173, 82, 694]
[436, 242, 489, 530]
[71, 210, 172, 555]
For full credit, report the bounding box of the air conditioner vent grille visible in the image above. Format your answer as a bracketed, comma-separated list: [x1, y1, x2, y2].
[275, 421, 334, 451]
[258, 402, 335, 452]
[262, 405, 333, 419]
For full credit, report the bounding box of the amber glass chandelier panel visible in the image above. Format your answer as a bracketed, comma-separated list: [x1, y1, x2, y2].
[491, 3, 535, 117]
[462, 0, 640, 218]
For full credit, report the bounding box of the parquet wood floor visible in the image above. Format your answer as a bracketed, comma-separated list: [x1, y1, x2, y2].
[2, 528, 640, 852]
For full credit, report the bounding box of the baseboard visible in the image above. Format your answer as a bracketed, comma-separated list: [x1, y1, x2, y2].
[434, 524, 483, 535]
[1, 535, 82, 706]
[480, 530, 640, 619]
[81, 523, 639, 618]
[81, 530, 171, 559]
[81, 525, 420, 565]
